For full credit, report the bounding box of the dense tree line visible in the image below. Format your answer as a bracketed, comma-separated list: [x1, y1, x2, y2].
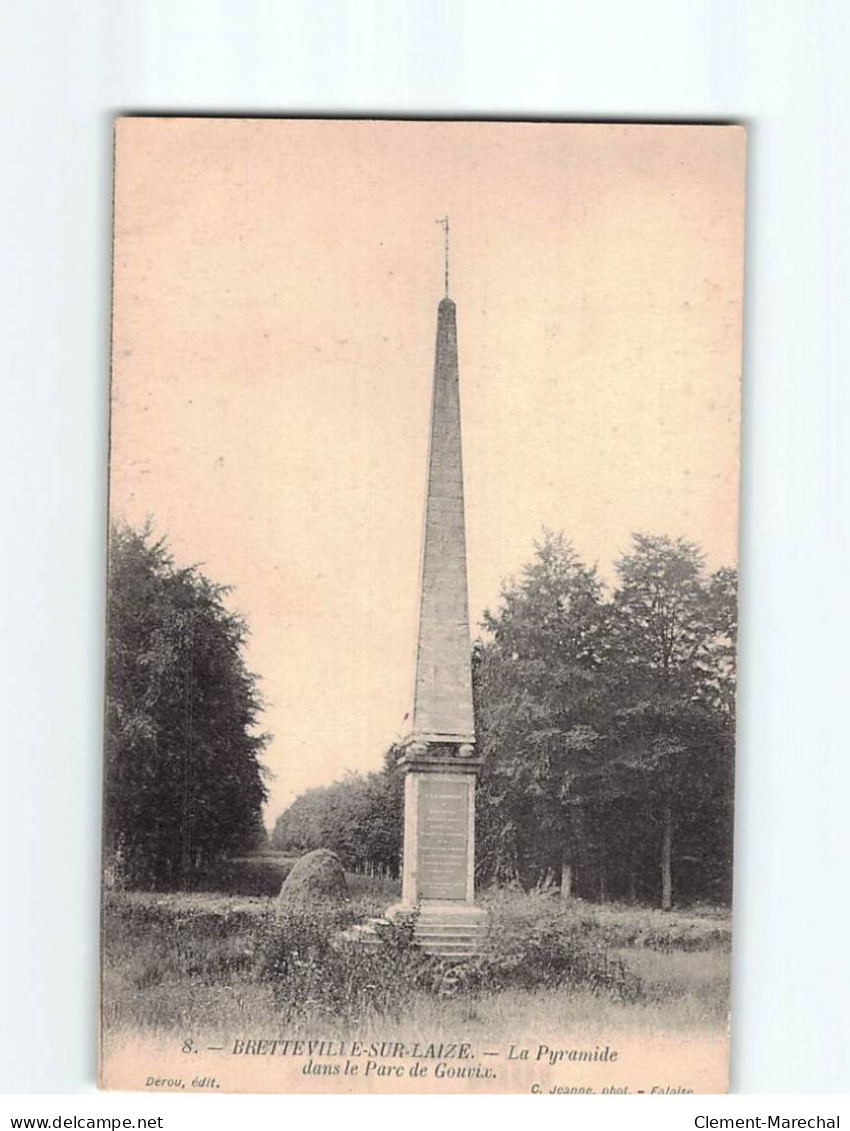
[272, 531, 736, 908]
[104, 521, 269, 888]
[271, 750, 404, 875]
[475, 531, 736, 908]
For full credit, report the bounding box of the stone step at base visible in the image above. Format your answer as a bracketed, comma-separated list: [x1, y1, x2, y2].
[414, 915, 486, 924]
[415, 935, 484, 946]
[415, 915, 486, 924]
[408, 906, 487, 955]
[415, 921, 486, 931]
[416, 929, 486, 957]
[417, 919, 487, 929]
[413, 922, 484, 933]
[338, 916, 487, 958]
[420, 940, 483, 950]
[414, 937, 483, 957]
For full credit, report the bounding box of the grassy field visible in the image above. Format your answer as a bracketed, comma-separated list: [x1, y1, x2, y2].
[101, 862, 731, 1047]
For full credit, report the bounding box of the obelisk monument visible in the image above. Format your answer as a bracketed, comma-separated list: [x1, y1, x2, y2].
[387, 220, 486, 952]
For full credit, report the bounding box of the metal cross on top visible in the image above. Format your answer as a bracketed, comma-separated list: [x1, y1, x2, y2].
[436, 215, 449, 297]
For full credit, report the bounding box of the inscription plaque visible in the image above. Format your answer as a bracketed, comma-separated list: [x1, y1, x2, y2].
[417, 777, 469, 900]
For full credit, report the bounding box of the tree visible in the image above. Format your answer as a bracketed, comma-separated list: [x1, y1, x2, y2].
[271, 746, 404, 876]
[475, 530, 610, 894]
[104, 520, 269, 888]
[608, 535, 737, 908]
[474, 530, 736, 908]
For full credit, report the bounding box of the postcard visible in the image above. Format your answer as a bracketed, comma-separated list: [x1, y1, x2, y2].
[101, 118, 745, 1094]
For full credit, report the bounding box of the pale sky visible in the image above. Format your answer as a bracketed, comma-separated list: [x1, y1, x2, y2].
[110, 119, 745, 822]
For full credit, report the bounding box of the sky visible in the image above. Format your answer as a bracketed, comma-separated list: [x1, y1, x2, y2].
[110, 119, 745, 823]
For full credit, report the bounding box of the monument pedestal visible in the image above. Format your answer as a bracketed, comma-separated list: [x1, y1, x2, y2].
[385, 740, 487, 956]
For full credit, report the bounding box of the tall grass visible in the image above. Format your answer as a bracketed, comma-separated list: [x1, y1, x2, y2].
[102, 878, 731, 1042]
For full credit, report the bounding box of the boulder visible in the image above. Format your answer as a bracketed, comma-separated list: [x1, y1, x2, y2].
[277, 849, 349, 907]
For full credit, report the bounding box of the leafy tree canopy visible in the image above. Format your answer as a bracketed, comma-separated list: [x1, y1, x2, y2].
[105, 520, 270, 888]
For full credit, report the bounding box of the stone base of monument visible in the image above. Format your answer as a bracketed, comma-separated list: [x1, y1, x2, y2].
[340, 902, 487, 959]
[388, 901, 488, 958]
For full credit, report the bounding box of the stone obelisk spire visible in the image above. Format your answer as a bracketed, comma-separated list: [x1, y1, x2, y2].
[410, 289, 476, 745]
[387, 222, 486, 950]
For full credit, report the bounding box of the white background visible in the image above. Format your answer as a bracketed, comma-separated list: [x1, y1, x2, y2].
[1, 0, 848, 1110]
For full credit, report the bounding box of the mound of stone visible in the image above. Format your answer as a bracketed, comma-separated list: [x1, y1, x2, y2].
[277, 849, 349, 907]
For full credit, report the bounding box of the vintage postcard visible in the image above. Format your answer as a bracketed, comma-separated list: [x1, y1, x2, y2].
[101, 118, 745, 1094]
